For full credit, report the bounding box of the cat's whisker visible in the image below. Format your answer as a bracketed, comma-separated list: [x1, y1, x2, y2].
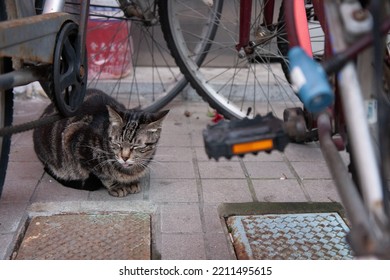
[92, 159, 117, 170]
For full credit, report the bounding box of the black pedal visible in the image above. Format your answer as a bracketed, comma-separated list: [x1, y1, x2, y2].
[203, 113, 289, 160]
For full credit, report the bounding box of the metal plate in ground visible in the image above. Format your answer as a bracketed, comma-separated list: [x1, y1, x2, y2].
[227, 212, 353, 260]
[14, 213, 150, 260]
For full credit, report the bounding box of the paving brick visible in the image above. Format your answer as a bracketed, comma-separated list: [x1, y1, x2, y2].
[160, 204, 202, 233]
[0, 202, 27, 233]
[205, 232, 234, 260]
[9, 146, 39, 162]
[150, 161, 196, 179]
[290, 161, 332, 180]
[5, 162, 43, 181]
[284, 143, 324, 162]
[154, 147, 193, 162]
[198, 161, 246, 179]
[159, 132, 192, 147]
[149, 179, 199, 203]
[244, 161, 293, 179]
[161, 233, 206, 260]
[1, 179, 37, 203]
[302, 179, 341, 202]
[202, 179, 253, 204]
[31, 174, 89, 202]
[0, 233, 14, 259]
[202, 205, 225, 233]
[252, 179, 307, 202]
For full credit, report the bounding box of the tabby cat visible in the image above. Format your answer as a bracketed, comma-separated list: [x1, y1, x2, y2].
[33, 89, 168, 197]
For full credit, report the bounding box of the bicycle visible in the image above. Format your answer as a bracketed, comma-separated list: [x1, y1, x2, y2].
[180, 0, 389, 258]
[0, 0, 222, 197]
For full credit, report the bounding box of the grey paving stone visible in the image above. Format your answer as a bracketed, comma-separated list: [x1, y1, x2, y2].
[290, 161, 332, 180]
[203, 205, 225, 233]
[31, 174, 89, 202]
[160, 204, 202, 233]
[0, 179, 37, 203]
[158, 132, 192, 147]
[302, 179, 341, 202]
[154, 147, 193, 162]
[202, 179, 253, 204]
[5, 162, 43, 181]
[198, 161, 246, 179]
[252, 179, 308, 202]
[0, 233, 14, 259]
[190, 131, 207, 147]
[0, 202, 27, 233]
[10, 131, 34, 147]
[161, 233, 206, 260]
[150, 161, 196, 179]
[244, 161, 293, 179]
[284, 143, 324, 162]
[9, 146, 39, 162]
[205, 232, 235, 260]
[149, 179, 199, 203]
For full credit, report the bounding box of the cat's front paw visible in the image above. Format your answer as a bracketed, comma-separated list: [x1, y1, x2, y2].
[108, 183, 141, 197]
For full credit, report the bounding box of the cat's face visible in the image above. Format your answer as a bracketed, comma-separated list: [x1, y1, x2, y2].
[107, 106, 168, 169]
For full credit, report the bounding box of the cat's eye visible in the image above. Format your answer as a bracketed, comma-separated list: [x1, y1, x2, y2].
[111, 143, 121, 150]
[134, 144, 153, 153]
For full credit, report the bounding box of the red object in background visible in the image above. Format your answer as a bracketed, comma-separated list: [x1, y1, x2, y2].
[211, 111, 224, 123]
[86, 9, 133, 80]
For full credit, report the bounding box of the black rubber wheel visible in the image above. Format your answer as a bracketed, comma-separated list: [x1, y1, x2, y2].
[52, 21, 87, 117]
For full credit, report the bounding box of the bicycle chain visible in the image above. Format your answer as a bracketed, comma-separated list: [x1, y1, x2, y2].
[0, 113, 63, 137]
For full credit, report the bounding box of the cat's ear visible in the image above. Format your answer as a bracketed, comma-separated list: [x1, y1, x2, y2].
[107, 106, 123, 127]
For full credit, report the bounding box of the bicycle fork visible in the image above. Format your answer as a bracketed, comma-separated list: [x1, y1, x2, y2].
[236, 0, 276, 58]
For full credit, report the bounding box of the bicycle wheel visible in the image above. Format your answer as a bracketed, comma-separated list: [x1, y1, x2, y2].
[0, 3, 14, 198]
[36, 0, 188, 112]
[159, 0, 324, 119]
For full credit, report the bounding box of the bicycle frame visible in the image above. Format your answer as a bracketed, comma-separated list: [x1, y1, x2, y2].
[236, 0, 277, 56]
[284, 0, 390, 257]
[233, 0, 390, 257]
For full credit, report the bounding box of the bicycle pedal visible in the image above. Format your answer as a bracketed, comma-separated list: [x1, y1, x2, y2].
[203, 113, 289, 160]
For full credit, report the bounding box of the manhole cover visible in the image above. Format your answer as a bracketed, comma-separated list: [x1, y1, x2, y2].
[227, 212, 353, 260]
[13, 213, 151, 260]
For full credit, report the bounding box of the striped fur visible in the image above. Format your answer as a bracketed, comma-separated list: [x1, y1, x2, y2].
[33, 89, 168, 197]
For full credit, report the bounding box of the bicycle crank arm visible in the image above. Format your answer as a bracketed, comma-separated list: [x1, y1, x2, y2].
[203, 113, 289, 160]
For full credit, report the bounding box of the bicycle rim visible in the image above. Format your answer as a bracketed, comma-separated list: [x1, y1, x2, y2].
[161, 0, 324, 119]
[66, 0, 187, 112]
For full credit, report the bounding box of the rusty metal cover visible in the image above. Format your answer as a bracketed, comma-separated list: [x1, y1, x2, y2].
[14, 213, 151, 260]
[227, 212, 353, 260]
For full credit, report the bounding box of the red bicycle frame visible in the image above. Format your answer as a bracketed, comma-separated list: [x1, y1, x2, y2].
[237, 0, 329, 57]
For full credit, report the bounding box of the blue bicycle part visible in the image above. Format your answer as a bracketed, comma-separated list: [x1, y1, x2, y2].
[288, 46, 334, 113]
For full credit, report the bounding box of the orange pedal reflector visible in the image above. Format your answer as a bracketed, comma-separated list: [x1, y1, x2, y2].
[232, 139, 274, 154]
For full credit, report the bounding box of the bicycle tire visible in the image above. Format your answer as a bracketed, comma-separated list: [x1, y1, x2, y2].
[159, 0, 324, 120]
[0, 3, 14, 198]
[37, 0, 187, 112]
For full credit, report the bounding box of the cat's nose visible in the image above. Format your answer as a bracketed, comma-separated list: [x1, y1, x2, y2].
[122, 156, 130, 162]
